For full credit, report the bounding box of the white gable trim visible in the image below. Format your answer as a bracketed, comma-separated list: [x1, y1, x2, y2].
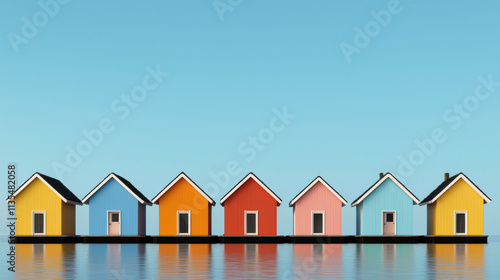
[151, 173, 215, 205]
[82, 173, 150, 205]
[420, 174, 491, 205]
[220, 173, 282, 206]
[351, 173, 420, 206]
[289, 177, 347, 206]
[7, 173, 82, 205]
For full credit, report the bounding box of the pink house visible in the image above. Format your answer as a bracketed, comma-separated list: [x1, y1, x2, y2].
[289, 176, 347, 235]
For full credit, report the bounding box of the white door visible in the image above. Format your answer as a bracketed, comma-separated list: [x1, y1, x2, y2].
[32, 211, 46, 235]
[312, 211, 324, 235]
[383, 211, 396, 235]
[108, 211, 121, 235]
[245, 211, 258, 235]
[178, 211, 191, 235]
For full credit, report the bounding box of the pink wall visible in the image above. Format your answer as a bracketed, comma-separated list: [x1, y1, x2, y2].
[293, 181, 343, 235]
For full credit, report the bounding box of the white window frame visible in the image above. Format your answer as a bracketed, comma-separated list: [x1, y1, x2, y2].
[107, 210, 121, 236]
[454, 211, 468, 235]
[244, 211, 258, 235]
[177, 211, 191, 235]
[32, 211, 46, 235]
[311, 211, 325, 235]
[382, 211, 396, 235]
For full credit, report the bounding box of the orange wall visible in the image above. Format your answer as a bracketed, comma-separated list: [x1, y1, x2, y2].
[158, 178, 212, 235]
[224, 178, 278, 235]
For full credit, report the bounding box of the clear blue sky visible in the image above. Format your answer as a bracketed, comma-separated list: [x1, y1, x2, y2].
[1, 1, 499, 236]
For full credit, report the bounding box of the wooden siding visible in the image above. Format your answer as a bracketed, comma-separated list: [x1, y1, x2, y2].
[88, 178, 141, 235]
[61, 202, 76, 235]
[14, 177, 63, 235]
[357, 179, 415, 235]
[293, 181, 343, 235]
[224, 178, 278, 235]
[428, 178, 484, 235]
[157, 177, 212, 235]
[138, 202, 146, 235]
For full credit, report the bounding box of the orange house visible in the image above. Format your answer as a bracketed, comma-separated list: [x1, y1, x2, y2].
[152, 173, 215, 235]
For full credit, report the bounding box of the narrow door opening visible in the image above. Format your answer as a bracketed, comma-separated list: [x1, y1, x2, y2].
[383, 211, 396, 235]
[178, 211, 190, 235]
[245, 211, 258, 235]
[312, 212, 324, 235]
[108, 211, 121, 235]
[455, 211, 467, 235]
[33, 211, 45, 235]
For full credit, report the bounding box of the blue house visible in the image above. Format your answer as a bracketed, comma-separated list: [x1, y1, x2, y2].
[82, 173, 152, 235]
[351, 173, 420, 235]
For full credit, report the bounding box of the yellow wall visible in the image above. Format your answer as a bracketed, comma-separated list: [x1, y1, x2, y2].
[158, 178, 211, 235]
[15, 178, 75, 235]
[428, 178, 484, 235]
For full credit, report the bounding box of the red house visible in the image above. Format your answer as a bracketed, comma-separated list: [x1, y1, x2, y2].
[220, 173, 282, 235]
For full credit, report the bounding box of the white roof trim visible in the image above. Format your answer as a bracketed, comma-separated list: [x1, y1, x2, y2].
[151, 173, 215, 205]
[420, 173, 491, 205]
[81, 173, 150, 205]
[351, 173, 420, 206]
[7, 173, 82, 205]
[289, 177, 347, 206]
[220, 173, 282, 206]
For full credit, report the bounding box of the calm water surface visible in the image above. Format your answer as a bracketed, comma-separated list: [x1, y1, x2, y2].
[5, 237, 500, 279]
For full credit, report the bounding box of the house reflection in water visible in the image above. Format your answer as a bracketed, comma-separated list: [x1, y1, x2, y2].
[157, 244, 211, 279]
[224, 244, 277, 279]
[355, 244, 414, 278]
[87, 244, 147, 279]
[15, 244, 76, 279]
[292, 244, 342, 278]
[426, 244, 485, 279]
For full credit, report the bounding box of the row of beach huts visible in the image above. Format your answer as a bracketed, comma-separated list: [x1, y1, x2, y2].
[7, 171, 491, 237]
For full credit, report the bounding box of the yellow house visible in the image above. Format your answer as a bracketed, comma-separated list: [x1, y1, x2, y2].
[8, 173, 82, 235]
[421, 173, 491, 235]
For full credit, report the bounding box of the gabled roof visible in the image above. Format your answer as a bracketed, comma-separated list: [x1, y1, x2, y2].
[220, 173, 282, 206]
[351, 173, 420, 206]
[289, 176, 348, 207]
[7, 172, 82, 205]
[420, 173, 492, 205]
[81, 173, 152, 206]
[151, 172, 215, 205]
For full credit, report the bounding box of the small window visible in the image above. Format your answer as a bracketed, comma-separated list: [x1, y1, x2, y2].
[111, 213, 120, 222]
[245, 212, 257, 235]
[456, 213, 466, 234]
[34, 213, 45, 234]
[178, 213, 189, 234]
[386, 213, 394, 223]
[313, 213, 324, 234]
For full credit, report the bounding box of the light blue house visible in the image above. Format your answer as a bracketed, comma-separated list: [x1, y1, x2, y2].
[82, 173, 152, 235]
[351, 173, 420, 235]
